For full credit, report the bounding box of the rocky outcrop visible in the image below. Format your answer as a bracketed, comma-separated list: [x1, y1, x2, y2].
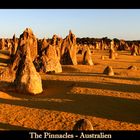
[60, 30, 77, 65]
[82, 47, 93, 65]
[41, 44, 62, 73]
[19, 28, 38, 61]
[0, 38, 5, 50]
[131, 43, 138, 56]
[73, 119, 93, 130]
[34, 34, 62, 73]
[38, 38, 48, 55]
[14, 42, 43, 95]
[127, 65, 137, 70]
[109, 40, 116, 59]
[0, 28, 40, 83]
[103, 66, 114, 76]
[50, 34, 63, 61]
[11, 34, 19, 56]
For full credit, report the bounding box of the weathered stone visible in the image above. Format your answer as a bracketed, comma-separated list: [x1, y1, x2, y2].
[0, 44, 21, 82]
[73, 119, 93, 130]
[103, 66, 114, 76]
[131, 43, 138, 56]
[41, 44, 62, 73]
[95, 42, 100, 50]
[7, 40, 13, 55]
[56, 46, 61, 61]
[0, 28, 40, 84]
[19, 28, 38, 61]
[127, 65, 137, 70]
[14, 43, 43, 95]
[0, 38, 5, 50]
[11, 34, 19, 56]
[41, 38, 48, 51]
[60, 30, 77, 65]
[51, 34, 57, 46]
[0, 66, 15, 82]
[51, 34, 63, 61]
[109, 40, 116, 59]
[83, 47, 93, 65]
[109, 49, 115, 59]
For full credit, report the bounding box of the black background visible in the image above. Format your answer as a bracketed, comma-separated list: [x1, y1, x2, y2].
[0, 130, 140, 140]
[0, 0, 140, 8]
[0, 0, 140, 140]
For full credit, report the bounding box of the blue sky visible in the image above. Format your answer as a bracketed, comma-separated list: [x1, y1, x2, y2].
[0, 9, 140, 40]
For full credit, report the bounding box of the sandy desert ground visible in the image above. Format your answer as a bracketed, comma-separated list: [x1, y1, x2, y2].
[0, 50, 140, 130]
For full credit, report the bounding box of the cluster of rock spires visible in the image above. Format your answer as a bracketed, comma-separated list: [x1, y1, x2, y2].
[0, 28, 94, 95]
[77, 37, 140, 55]
[0, 28, 43, 94]
[1, 28, 139, 95]
[34, 34, 62, 73]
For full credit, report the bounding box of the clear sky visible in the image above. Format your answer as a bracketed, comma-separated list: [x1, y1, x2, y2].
[0, 9, 140, 40]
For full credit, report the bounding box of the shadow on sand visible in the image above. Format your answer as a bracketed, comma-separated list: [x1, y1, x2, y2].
[52, 71, 140, 82]
[0, 122, 37, 130]
[0, 50, 10, 56]
[42, 78, 140, 93]
[0, 79, 140, 124]
[0, 58, 11, 64]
